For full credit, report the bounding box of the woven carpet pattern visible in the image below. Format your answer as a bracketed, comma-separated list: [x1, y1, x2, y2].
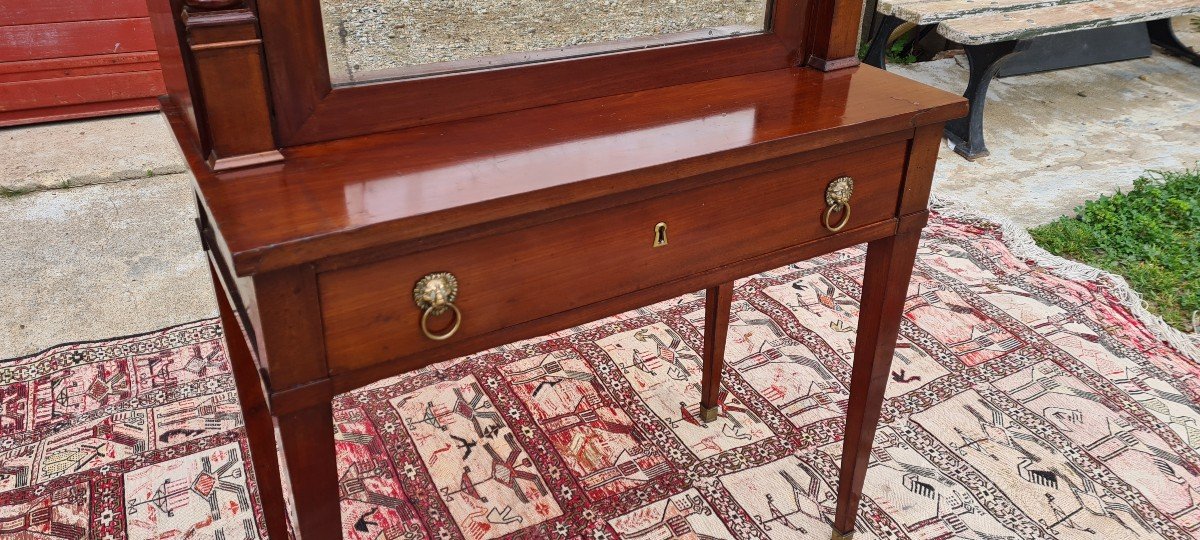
[2, 213, 1198, 539]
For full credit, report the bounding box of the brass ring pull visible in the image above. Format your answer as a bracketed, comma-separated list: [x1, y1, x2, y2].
[823, 202, 852, 232]
[823, 176, 854, 233]
[414, 272, 461, 341]
[420, 302, 462, 341]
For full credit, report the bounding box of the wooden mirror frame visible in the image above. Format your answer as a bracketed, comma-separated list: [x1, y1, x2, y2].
[265, 0, 815, 146]
[153, 0, 864, 168]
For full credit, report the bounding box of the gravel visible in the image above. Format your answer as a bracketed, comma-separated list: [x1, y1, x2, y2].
[321, 0, 768, 80]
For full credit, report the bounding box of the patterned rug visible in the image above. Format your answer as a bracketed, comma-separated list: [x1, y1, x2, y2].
[3, 211, 1199, 540]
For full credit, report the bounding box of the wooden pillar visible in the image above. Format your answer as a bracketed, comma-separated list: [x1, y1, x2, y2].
[180, 0, 282, 170]
[807, 0, 867, 71]
[250, 267, 342, 539]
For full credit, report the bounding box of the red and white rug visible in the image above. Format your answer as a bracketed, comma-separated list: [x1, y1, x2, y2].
[3, 212, 1199, 539]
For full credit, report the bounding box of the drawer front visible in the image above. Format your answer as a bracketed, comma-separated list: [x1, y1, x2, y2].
[320, 142, 907, 373]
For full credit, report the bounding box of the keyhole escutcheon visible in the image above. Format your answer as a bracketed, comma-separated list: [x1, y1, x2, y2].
[653, 222, 668, 247]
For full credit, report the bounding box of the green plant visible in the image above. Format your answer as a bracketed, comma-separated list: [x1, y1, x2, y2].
[1030, 169, 1200, 332]
[886, 33, 919, 65]
[0, 186, 35, 198]
[857, 30, 919, 65]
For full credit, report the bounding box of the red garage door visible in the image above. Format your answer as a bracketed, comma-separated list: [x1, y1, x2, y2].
[0, 0, 165, 127]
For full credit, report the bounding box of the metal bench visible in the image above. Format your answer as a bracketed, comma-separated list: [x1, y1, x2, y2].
[866, 0, 1200, 159]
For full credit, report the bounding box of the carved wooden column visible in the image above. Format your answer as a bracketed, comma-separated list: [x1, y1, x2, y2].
[181, 0, 282, 170]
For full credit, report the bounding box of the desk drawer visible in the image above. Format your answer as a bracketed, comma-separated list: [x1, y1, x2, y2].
[319, 142, 907, 373]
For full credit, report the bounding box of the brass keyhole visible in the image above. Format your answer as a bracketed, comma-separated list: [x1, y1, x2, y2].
[653, 222, 668, 247]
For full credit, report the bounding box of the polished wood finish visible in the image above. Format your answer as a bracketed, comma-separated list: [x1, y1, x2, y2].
[248, 267, 328, 390]
[319, 142, 908, 374]
[208, 258, 290, 540]
[233, 266, 340, 539]
[171, 66, 965, 275]
[275, 403, 342, 540]
[833, 212, 926, 536]
[150, 0, 967, 536]
[161, 72, 965, 539]
[700, 282, 735, 421]
[178, 0, 280, 169]
[258, 0, 813, 145]
[898, 123, 946, 215]
[323, 219, 900, 401]
[807, 0, 869, 70]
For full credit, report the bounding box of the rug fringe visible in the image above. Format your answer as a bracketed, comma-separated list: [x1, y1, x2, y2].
[929, 194, 1200, 362]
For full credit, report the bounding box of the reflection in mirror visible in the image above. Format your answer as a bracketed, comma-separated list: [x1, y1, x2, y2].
[322, 0, 771, 83]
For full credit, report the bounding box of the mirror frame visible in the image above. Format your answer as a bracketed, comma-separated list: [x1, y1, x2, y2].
[257, 0, 827, 146]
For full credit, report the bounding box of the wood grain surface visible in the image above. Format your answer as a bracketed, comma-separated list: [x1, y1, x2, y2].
[0, 0, 149, 26]
[0, 19, 157, 63]
[150, 0, 971, 536]
[258, 0, 813, 145]
[319, 142, 909, 374]
[885, 0, 1093, 24]
[939, 0, 1200, 44]
[174, 66, 966, 276]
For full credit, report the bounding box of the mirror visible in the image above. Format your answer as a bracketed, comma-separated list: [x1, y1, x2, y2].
[321, 0, 772, 83]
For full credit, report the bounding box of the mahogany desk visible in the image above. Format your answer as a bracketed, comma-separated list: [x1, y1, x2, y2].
[166, 65, 966, 539]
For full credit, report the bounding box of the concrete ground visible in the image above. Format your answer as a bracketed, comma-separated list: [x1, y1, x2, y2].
[0, 113, 186, 194]
[0, 175, 215, 358]
[1, 48, 1197, 357]
[893, 52, 1200, 229]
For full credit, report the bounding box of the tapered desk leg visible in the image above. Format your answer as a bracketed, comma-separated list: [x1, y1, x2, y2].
[276, 403, 342, 539]
[700, 281, 734, 422]
[209, 260, 342, 538]
[209, 263, 290, 540]
[832, 223, 923, 539]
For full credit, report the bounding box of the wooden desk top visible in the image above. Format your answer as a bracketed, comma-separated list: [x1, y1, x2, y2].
[169, 65, 965, 276]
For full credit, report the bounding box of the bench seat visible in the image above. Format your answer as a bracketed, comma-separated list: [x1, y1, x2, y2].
[941, 0, 1200, 45]
[883, 0, 1092, 25]
[866, 0, 1200, 159]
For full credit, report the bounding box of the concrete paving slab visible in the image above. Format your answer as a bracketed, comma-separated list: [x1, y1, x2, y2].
[893, 52, 1200, 229]
[0, 113, 185, 194]
[0, 173, 215, 358]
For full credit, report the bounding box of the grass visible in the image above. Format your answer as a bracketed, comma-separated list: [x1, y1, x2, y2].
[1, 180, 80, 198]
[883, 33, 919, 65]
[0, 186, 36, 198]
[1029, 169, 1199, 332]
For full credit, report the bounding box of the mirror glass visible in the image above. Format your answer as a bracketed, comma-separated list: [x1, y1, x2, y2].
[321, 0, 772, 83]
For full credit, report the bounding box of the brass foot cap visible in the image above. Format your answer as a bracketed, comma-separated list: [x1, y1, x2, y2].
[831, 531, 855, 540]
[699, 404, 719, 422]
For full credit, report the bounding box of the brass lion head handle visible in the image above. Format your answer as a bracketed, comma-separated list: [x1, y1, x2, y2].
[823, 176, 854, 233]
[413, 272, 462, 341]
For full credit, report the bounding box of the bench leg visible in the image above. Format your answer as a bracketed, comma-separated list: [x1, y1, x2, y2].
[1148, 19, 1200, 67]
[863, 15, 906, 70]
[944, 40, 1032, 160]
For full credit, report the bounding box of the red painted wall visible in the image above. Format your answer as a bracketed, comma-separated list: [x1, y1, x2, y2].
[0, 0, 165, 127]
